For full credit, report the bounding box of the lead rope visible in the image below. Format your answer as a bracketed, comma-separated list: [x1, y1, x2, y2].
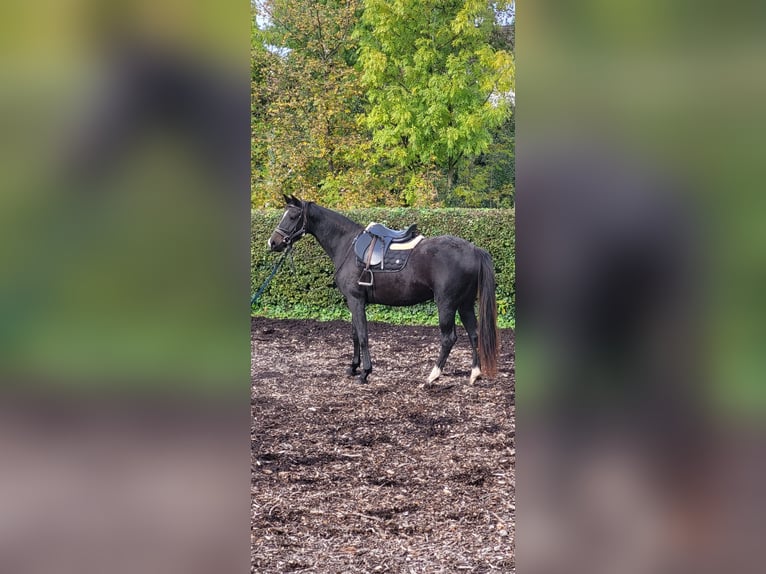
[250, 246, 293, 306]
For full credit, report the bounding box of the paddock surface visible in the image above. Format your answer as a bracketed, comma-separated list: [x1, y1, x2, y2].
[251, 317, 515, 573]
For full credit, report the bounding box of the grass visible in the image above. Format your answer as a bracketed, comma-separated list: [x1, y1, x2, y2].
[252, 302, 515, 329]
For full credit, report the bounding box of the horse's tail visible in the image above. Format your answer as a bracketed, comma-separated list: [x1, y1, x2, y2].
[477, 249, 499, 378]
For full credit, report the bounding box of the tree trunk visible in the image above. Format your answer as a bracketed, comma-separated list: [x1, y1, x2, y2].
[446, 156, 458, 202]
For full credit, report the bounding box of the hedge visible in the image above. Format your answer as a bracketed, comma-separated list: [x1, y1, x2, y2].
[251, 208, 515, 328]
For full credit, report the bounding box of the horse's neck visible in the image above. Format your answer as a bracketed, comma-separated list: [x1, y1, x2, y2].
[307, 204, 361, 265]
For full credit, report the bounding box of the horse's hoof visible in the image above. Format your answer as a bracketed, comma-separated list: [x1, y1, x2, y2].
[428, 365, 442, 383]
[469, 366, 482, 385]
[346, 366, 359, 376]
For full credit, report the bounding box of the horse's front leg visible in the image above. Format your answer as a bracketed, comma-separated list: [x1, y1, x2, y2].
[346, 322, 360, 376]
[348, 298, 372, 383]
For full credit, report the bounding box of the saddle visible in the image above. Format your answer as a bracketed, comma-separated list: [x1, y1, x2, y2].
[354, 222, 423, 286]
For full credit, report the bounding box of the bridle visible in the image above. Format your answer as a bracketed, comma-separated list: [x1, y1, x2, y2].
[273, 202, 310, 247]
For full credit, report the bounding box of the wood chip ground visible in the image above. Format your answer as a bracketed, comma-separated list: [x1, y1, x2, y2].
[252, 318, 515, 573]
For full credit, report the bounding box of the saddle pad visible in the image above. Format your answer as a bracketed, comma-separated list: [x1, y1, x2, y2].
[388, 235, 424, 250]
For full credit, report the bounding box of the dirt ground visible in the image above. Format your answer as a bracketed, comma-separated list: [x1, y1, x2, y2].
[251, 317, 515, 573]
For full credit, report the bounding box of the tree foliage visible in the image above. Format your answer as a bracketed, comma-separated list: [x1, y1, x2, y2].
[456, 113, 514, 207]
[252, 0, 393, 208]
[357, 0, 514, 203]
[251, 0, 515, 208]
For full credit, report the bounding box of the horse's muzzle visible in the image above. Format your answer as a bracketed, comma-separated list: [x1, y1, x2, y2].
[268, 233, 287, 252]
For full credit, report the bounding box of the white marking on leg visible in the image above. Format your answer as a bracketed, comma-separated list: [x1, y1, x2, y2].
[470, 366, 482, 385]
[428, 365, 442, 383]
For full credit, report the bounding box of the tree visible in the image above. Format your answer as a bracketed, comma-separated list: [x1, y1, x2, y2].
[455, 113, 514, 207]
[357, 0, 514, 203]
[252, 0, 396, 207]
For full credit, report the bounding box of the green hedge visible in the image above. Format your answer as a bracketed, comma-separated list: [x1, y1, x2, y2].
[251, 208, 515, 328]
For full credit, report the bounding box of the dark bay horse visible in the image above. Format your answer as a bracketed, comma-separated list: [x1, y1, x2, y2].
[268, 195, 499, 385]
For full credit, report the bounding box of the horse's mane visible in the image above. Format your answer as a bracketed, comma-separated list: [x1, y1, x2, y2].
[308, 202, 363, 235]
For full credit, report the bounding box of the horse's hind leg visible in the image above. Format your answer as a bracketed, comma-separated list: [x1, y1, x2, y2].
[458, 301, 482, 384]
[428, 306, 458, 383]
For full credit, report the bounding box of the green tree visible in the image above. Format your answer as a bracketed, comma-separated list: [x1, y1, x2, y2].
[357, 0, 514, 203]
[252, 0, 395, 208]
[455, 113, 514, 207]
[251, 16, 281, 207]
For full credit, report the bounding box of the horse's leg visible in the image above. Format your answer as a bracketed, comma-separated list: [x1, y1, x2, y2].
[348, 298, 372, 383]
[346, 322, 360, 376]
[428, 305, 458, 383]
[458, 301, 482, 384]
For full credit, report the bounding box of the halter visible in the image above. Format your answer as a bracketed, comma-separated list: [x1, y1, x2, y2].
[274, 202, 309, 246]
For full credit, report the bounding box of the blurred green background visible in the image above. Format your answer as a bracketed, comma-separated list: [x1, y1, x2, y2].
[0, 0, 250, 394]
[519, 0, 766, 416]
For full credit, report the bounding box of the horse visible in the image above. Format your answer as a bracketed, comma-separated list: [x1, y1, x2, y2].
[267, 195, 499, 385]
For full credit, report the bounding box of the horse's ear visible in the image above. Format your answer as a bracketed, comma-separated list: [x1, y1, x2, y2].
[285, 194, 301, 207]
[282, 193, 291, 205]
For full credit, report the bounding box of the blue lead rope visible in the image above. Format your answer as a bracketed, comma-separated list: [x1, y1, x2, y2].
[251, 247, 294, 306]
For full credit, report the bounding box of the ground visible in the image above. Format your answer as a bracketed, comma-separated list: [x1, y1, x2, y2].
[251, 317, 515, 573]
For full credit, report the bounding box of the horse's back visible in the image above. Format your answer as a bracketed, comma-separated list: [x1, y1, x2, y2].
[362, 235, 482, 306]
[408, 235, 484, 296]
[413, 235, 484, 270]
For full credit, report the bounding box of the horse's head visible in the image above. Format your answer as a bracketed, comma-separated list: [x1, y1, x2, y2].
[268, 194, 308, 252]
